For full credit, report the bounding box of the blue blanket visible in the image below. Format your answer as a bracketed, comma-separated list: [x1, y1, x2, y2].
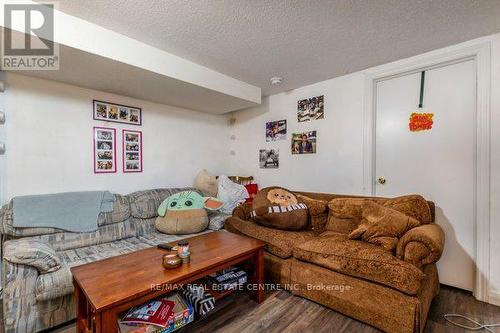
[12, 191, 115, 233]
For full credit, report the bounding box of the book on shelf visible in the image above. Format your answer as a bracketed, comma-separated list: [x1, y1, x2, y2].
[207, 267, 247, 291]
[119, 293, 194, 333]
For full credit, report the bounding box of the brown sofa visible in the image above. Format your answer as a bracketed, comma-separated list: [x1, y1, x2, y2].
[225, 191, 445, 333]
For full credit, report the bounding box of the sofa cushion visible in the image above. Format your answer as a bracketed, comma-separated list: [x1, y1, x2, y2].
[293, 232, 425, 295]
[296, 194, 328, 233]
[35, 265, 74, 302]
[4, 239, 61, 273]
[35, 231, 213, 301]
[326, 195, 432, 234]
[97, 194, 131, 226]
[137, 229, 213, 246]
[225, 217, 315, 258]
[349, 201, 421, 251]
[128, 188, 198, 219]
[35, 237, 150, 301]
[32, 218, 138, 252]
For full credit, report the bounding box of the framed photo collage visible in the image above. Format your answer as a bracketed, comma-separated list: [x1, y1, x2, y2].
[93, 100, 143, 174]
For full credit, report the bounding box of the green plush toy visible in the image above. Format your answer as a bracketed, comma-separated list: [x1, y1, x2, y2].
[155, 191, 224, 234]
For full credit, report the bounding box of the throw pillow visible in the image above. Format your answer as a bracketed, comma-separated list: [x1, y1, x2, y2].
[217, 175, 249, 214]
[383, 195, 432, 224]
[155, 190, 224, 234]
[348, 201, 421, 251]
[194, 169, 218, 197]
[4, 239, 61, 273]
[326, 194, 431, 234]
[251, 187, 308, 230]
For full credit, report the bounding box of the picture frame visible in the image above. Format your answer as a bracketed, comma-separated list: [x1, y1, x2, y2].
[291, 130, 317, 154]
[265, 120, 287, 142]
[297, 95, 324, 122]
[122, 129, 143, 173]
[93, 127, 117, 173]
[93, 100, 142, 126]
[259, 149, 279, 169]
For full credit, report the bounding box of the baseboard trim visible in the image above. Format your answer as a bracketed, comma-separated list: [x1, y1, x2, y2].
[488, 290, 500, 306]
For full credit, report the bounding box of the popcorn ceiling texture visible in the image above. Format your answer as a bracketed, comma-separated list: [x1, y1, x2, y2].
[50, 0, 500, 95]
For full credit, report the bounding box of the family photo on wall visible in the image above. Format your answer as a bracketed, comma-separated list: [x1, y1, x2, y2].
[93, 100, 142, 125]
[297, 95, 324, 122]
[94, 127, 116, 173]
[291, 131, 317, 154]
[123, 130, 143, 172]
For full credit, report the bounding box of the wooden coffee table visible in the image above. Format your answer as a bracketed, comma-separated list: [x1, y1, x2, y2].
[71, 231, 265, 333]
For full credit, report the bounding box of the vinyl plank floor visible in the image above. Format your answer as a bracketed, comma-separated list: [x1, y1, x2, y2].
[4, 285, 500, 333]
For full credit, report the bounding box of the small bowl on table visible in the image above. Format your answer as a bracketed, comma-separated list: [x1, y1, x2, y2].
[162, 254, 182, 269]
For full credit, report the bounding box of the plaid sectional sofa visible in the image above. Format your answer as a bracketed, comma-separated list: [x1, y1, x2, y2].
[0, 188, 222, 333]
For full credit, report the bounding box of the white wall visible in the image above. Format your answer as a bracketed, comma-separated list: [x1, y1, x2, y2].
[229, 73, 365, 194]
[229, 32, 500, 303]
[0, 73, 230, 202]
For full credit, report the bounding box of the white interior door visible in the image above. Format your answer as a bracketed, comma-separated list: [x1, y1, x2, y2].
[375, 60, 476, 291]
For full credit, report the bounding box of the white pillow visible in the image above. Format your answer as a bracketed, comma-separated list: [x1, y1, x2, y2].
[208, 212, 232, 230]
[217, 175, 249, 214]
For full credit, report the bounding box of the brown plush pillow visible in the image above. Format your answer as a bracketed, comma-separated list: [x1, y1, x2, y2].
[251, 187, 308, 230]
[348, 201, 421, 251]
[296, 194, 328, 233]
[326, 194, 431, 234]
[383, 195, 432, 224]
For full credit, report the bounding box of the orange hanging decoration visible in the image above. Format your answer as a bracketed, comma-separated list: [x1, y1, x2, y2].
[409, 112, 434, 132]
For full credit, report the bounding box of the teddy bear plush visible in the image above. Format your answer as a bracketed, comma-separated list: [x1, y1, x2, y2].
[250, 186, 308, 230]
[155, 191, 223, 234]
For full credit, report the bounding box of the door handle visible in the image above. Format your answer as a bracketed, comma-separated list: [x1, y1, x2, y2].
[377, 177, 386, 185]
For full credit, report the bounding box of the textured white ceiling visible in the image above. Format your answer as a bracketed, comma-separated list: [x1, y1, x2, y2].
[51, 0, 500, 96]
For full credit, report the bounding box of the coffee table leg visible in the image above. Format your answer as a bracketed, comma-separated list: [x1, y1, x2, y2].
[74, 280, 88, 333]
[253, 247, 265, 303]
[101, 310, 119, 333]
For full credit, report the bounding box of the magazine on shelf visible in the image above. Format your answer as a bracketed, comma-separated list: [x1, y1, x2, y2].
[119, 293, 194, 333]
[121, 299, 175, 327]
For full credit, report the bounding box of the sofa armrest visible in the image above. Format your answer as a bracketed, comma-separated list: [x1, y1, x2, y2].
[2, 259, 39, 332]
[0, 203, 10, 235]
[396, 224, 445, 267]
[3, 239, 62, 273]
